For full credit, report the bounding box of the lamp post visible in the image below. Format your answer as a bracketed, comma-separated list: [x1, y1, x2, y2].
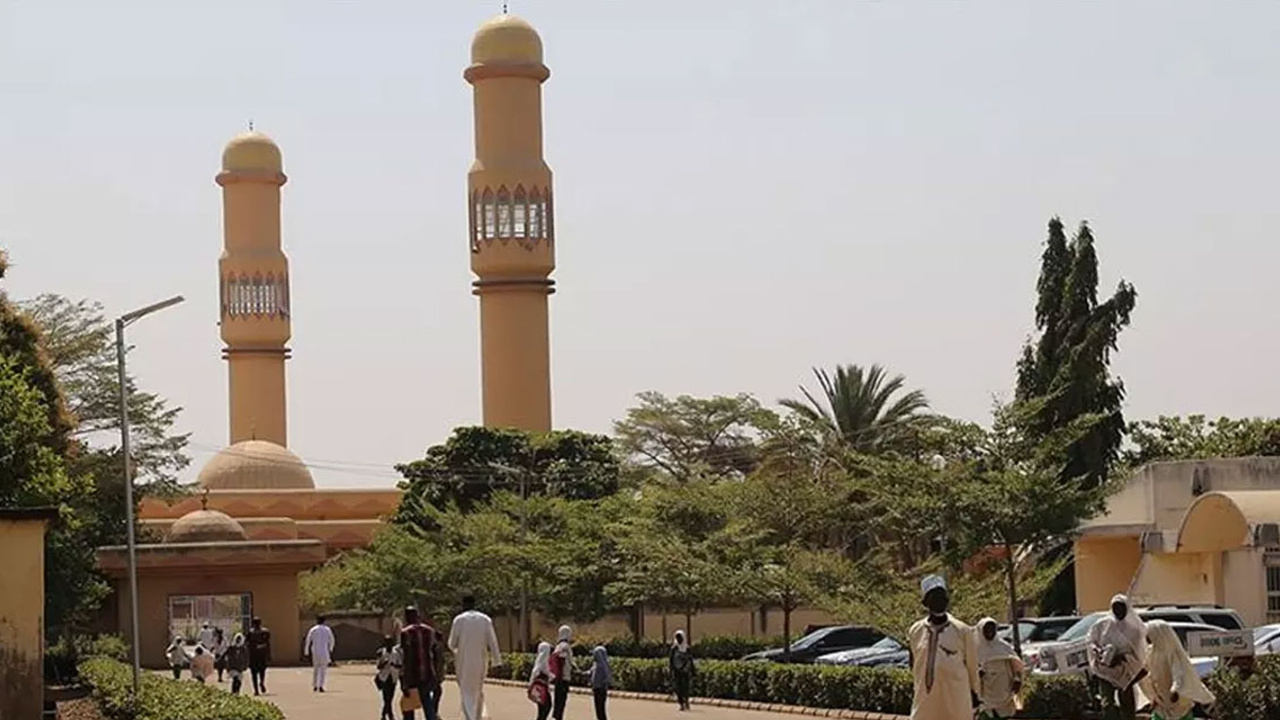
[115, 295, 184, 696]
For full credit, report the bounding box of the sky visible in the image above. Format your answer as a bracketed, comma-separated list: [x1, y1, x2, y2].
[2, 1, 1277, 489]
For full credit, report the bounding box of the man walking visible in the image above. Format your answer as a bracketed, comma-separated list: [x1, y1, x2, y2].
[246, 617, 272, 695]
[304, 615, 336, 692]
[908, 575, 979, 720]
[400, 606, 442, 720]
[448, 595, 503, 720]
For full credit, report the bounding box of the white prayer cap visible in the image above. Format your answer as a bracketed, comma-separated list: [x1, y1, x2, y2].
[921, 574, 947, 599]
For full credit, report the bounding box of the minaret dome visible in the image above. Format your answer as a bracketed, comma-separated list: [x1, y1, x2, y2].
[221, 131, 283, 174]
[471, 14, 543, 66]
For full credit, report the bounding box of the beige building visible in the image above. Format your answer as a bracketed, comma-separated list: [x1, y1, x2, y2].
[1076, 457, 1280, 626]
[0, 507, 57, 720]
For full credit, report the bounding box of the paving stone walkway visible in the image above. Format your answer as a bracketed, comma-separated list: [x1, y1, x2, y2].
[245, 663, 816, 720]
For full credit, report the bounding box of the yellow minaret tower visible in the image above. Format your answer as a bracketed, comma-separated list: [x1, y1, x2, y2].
[466, 13, 555, 432]
[215, 131, 292, 446]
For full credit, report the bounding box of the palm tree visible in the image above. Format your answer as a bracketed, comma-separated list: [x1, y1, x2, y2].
[780, 364, 929, 453]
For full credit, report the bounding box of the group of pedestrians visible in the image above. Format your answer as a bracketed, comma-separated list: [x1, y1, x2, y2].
[908, 577, 1216, 720]
[164, 617, 272, 695]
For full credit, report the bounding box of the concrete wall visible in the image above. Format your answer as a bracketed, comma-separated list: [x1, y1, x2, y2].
[1223, 548, 1267, 626]
[1130, 552, 1217, 607]
[0, 518, 49, 720]
[1074, 535, 1143, 613]
[116, 572, 303, 667]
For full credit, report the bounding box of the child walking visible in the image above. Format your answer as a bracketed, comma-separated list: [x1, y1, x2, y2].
[589, 645, 612, 720]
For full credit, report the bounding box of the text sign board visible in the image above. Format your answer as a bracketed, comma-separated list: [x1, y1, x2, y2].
[1187, 630, 1254, 658]
[1056, 639, 1091, 672]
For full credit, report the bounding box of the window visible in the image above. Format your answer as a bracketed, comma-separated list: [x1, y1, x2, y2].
[472, 192, 483, 248]
[1267, 558, 1280, 623]
[513, 186, 527, 238]
[528, 188, 542, 239]
[168, 593, 252, 644]
[496, 187, 512, 238]
[1198, 613, 1243, 631]
[482, 188, 495, 239]
[543, 193, 554, 241]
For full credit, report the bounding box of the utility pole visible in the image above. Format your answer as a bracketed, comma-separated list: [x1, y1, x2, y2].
[491, 461, 531, 652]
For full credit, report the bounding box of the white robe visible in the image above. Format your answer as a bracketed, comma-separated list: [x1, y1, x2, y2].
[1087, 595, 1146, 692]
[304, 623, 336, 689]
[448, 610, 503, 720]
[975, 619, 1023, 719]
[1139, 620, 1214, 720]
[908, 615, 980, 720]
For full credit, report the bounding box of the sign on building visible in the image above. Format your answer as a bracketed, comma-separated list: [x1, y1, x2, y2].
[1187, 629, 1254, 657]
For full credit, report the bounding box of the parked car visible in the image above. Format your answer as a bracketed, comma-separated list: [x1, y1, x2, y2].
[740, 625, 885, 664]
[1191, 623, 1280, 677]
[1034, 606, 1244, 675]
[998, 616, 1080, 669]
[814, 636, 908, 667]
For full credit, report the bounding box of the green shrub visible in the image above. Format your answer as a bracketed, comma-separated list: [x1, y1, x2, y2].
[565, 634, 780, 661]
[1206, 655, 1280, 720]
[1021, 673, 1092, 720]
[490, 653, 912, 714]
[79, 657, 284, 720]
[46, 634, 131, 684]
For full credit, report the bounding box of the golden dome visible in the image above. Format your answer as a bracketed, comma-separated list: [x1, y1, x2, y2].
[471, 13, 543, 65]
[196, 440, 315, 490]
[165, 509, 248, 543]
[221, 131, 282, 173]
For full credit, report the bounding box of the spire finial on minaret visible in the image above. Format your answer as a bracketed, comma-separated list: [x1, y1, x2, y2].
[248, 119, 254, 131]
[201, 487, 210, 511]
[502, 2, 508, 13]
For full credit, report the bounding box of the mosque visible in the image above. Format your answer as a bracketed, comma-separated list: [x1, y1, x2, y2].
[95, 12, 557, 667]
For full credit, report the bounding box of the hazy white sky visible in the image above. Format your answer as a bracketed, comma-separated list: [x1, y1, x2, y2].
[2, 1, 1277, 488]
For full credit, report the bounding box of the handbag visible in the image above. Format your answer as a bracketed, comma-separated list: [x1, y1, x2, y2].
[528, 677, 550, 705]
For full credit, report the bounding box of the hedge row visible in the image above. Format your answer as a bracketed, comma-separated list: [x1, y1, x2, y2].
[79, 658, 284, 720]
[489, 653, 1280, 718]
[563, 634, 781, 661]
[46, 633, 130, 683]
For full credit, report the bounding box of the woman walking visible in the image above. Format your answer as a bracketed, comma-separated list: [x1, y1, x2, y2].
[213, 627, 228, 682]
[549, 625, 574, 720]
[528, 642, 553, 720]
[669, 630, 695, 711]
[225, 633, 249, 695]
[975, 618, 1023, 719]
[374, 635, 401, 720]
[589, 645, 612, 720]
[190, 645, 214, 683]
[1141, 620, 1215, 720]
[166, 636, 186, 679]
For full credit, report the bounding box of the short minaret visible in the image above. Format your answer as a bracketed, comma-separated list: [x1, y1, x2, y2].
[465, 13, 555, 432]
[215, 131, 291, 446]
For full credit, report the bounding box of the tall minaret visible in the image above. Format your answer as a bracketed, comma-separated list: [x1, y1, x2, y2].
[466, 13, 555, 432]
[215, 131, 292, 446]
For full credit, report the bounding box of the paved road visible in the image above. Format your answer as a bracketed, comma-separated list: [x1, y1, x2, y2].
[245, 663, 810, 720]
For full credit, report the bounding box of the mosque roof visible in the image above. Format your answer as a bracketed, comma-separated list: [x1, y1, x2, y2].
[221, 131, 282, 173]
[165, 509, 248, 544]
[196, 440, 316, 490]
[471, 13, 543, 65]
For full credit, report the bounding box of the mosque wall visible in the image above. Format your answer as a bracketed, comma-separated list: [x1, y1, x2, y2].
[0, 515, 51, 720]
[1074, 535, 1143, 613]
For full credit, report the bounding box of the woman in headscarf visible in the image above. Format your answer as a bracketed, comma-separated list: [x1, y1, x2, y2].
[190, 644, 215, 683]
[213, 626, 227, 682]
[166, 636, 187, 679]
[1088, 594, 1148, 719]
[550, 625, 574, 720]
[1140, 621, 1215, 720]
[589, 645, 612, 720]
[668, 630, 695, 711]
[528, 641, 553, 720]
[975, 618, 1023, 720]
[225, 633, 250, 695]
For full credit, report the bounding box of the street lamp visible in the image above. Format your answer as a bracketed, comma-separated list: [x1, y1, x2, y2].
[115, 294, 184, 696]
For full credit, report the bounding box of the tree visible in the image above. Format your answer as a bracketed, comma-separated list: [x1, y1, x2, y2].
[613, 392, 779, 483]
[1125, 415, 1280, 466]
[1015, 218, 1136, 490]
[21, 294, 191, 492]
[780, 364, 929, 454]
[394, 426, 622, 525]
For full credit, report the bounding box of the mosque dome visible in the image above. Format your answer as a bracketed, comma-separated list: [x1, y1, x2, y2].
[165, 509, 248, 543]
[471, 14, 543, 65]
[197, 440, 315, 490]
[221, 131, 282, 173]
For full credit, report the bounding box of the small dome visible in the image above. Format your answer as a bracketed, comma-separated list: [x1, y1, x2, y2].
[166, 509, 248, 543]
[197, 440, 315, 490]
[222, 131, 282, 173]
[471, 14, 543, 65]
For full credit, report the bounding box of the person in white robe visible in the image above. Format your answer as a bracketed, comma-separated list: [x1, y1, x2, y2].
[448, 595, 503, 720]
[197, 622, 216, 650]
[304, 615, 336, 692]
[975, 617, 1024, 719]
[1087, 594, 1147, 719]
[1139, 620, 1214, 720]
[908, 575, 980, 720]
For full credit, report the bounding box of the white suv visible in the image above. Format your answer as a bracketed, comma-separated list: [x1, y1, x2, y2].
[1034, 605, 1244, 675]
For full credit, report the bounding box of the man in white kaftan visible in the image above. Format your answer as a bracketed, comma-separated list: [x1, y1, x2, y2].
[303, 615, 336, 692]
[448, 596, 503, 720]
[908, 575, 980, 720]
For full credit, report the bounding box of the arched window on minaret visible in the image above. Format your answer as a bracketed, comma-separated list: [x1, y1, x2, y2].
[471, 190, 483, 249]
[496, 186, 512, 239]
[265, 273, 277, 316]
[224, 277, 235, 317]
[231, 276, 243, 317]
[543, 191, 553, 243]
[482, 188, 496, 240]
[280, 276, 290, 317]
[513, 185, 527, 239]
[252, 274, 265, 315]
[528, 187, 542, 240]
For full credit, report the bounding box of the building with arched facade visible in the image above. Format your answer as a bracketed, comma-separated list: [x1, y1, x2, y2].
[1075, 457, 1280, 626]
